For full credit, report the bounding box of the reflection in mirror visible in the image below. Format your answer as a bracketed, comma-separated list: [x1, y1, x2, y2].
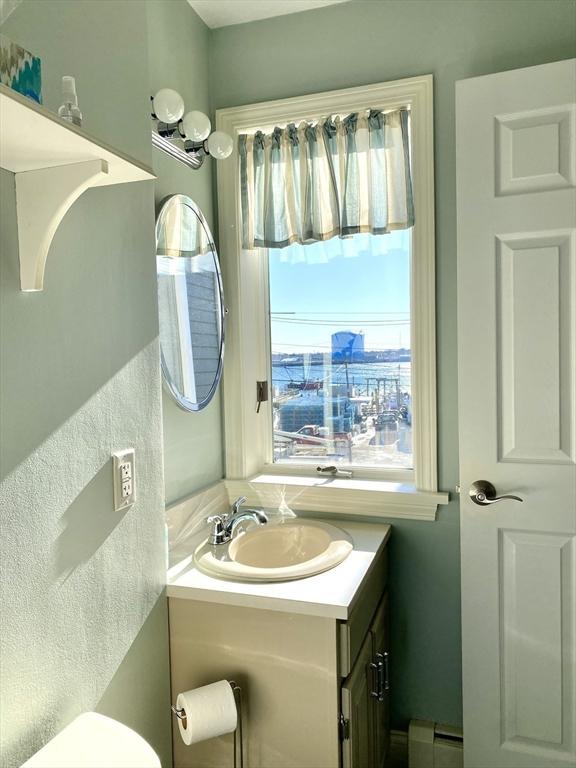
[156, 194, 224, 412]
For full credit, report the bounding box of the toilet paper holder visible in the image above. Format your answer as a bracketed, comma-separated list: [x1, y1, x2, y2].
[171, 681, 243, 768]
[171, 705, 186, 721]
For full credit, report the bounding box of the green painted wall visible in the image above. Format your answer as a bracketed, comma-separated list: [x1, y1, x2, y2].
[208, 0, 576, 728]
[0, 1, 177, 765]
[147, 0, 224, 507]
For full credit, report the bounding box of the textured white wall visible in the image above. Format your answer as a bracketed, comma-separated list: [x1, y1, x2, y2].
[0, 2, 171, 765]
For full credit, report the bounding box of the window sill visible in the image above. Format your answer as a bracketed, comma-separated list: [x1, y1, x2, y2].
[224, 473, 449, 521]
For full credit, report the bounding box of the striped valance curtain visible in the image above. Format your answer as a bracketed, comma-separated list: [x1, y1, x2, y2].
[239, 108, 414, 251]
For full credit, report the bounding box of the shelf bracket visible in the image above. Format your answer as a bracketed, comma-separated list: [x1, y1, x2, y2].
[15, 159, 109, 291]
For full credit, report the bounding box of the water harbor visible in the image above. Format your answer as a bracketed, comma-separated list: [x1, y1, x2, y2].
[271, 359, 413, 468]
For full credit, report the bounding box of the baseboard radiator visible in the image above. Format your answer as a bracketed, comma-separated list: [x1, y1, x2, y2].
[408, 720, 463, 768]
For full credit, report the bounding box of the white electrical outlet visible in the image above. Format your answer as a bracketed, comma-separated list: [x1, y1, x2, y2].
[113, 449, 135, 511]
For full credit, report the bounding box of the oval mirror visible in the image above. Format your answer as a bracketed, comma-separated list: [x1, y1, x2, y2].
[156, 194, 225, 412]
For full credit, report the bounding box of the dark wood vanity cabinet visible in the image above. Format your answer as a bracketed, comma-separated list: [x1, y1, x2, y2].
[339, 546, 390, 768]
[342, 593, 391, 768]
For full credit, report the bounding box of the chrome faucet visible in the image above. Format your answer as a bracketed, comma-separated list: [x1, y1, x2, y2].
[207, 497, 268, 545]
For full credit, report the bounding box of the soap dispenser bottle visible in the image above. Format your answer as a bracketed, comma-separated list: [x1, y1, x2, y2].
[58, 76, 82, 127]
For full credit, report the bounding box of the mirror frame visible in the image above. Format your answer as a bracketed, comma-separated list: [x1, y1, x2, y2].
[156, 194, 225, 412]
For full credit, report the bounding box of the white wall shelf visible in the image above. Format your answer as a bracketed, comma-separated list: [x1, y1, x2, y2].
[0, 84, 155, 291]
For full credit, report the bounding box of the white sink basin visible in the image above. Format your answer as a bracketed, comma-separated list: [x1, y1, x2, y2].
[194, 519, 354, 582]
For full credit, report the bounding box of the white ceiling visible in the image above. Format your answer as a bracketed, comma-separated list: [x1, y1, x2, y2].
[187, 0, 349, 29]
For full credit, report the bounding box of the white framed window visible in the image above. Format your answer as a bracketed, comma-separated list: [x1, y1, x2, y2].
[215, 75, 448, 520]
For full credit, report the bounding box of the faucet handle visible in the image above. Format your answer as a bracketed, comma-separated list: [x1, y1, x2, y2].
[206, 514, 227, 545]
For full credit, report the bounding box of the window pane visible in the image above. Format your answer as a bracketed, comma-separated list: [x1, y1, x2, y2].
[269, 232, 412, 470]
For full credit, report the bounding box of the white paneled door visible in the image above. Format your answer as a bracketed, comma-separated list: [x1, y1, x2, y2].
[457, 59, 576, 768]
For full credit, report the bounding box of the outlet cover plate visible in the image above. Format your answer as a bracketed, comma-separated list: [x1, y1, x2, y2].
[113, 449, 135, 511]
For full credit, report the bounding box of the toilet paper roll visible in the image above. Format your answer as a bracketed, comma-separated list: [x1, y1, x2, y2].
[176, 680, 238, 746]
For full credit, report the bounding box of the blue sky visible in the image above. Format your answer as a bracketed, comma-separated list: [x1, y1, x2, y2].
[268, 230, 411, 352]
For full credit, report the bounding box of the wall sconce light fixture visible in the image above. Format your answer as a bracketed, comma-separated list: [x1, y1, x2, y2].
[151, 88, 233, 170]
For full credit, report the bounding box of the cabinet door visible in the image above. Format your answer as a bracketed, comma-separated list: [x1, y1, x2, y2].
[371, 592, 390, 768]
[342, 631, 375, 768]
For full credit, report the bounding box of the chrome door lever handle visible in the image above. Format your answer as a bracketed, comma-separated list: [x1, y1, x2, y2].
[469, 480, 523, 506]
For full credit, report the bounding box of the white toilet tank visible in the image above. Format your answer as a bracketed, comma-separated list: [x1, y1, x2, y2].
[21, 712, 161, 768]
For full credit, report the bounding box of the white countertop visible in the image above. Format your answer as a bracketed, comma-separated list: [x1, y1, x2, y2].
[167, 519, 391, 619]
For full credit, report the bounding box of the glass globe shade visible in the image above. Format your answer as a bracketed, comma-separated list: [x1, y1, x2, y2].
[153, 89, 185, 124]
[182, 111, 211, 142]
[206, 131, 234, 160]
